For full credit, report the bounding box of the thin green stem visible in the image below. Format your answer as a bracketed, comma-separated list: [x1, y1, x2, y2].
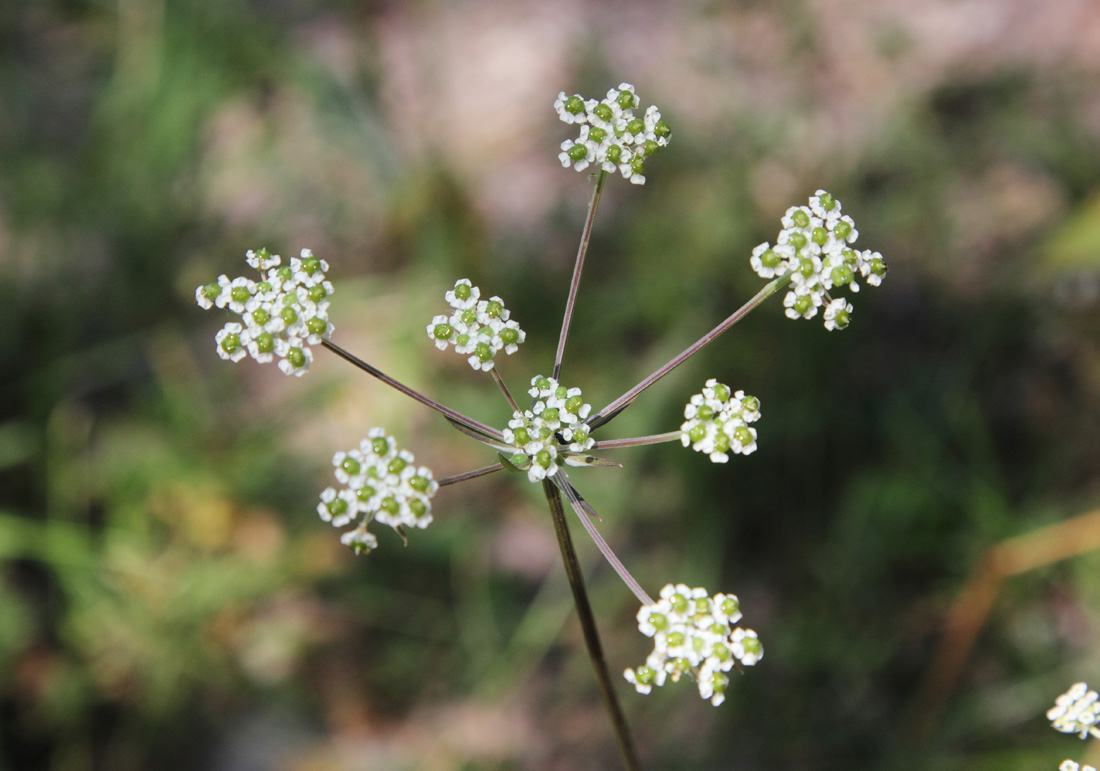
[553, 169, 607, 382]
[594, 431, 681, 450]
[322, 339, 503, 441]
[589, 274, 791, 430]
[542, 479, 641, 771]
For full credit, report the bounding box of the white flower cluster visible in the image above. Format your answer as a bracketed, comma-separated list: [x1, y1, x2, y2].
[624, 584, 762, 707]
[1060, 762, 1097, 771]
[680, 379, 760, 463]
[502, 375, 596, 483]
[426, 279, 525, 372]
[196, 248, 334, 376]
[750, 191, 887, 330]
[555, 83, 671, 185]
[317, 428, 438, 554]
[1049, 682, 1100, 740]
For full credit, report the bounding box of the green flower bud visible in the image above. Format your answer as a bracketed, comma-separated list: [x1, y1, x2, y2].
[711, 383, 730, 403]
[202, 282, 220, 300]
[789, 231, 808, 250]
[818, 191, 835, 210]
[564, 395, 584, 415]
[648, 612, 669, 632]
[255, 331, 275, 354]
[760, 249, 780, 268]
[654, 120, 671, 140]
[533, 376, 551, 391]
[564, 95, 584, 115]
[714, 431, 730, 452]
[230, 286, 251, 304]
[512, 426, 530, 446]
[642, 138, 659, 157]
[475, 342, 493, 362]
[251, 308, 270, 326]
[833, 220, 852, 241]
[541, 407, 559, 423]
[588, 126, 608, 144]
[625, 117, 644, 136]
[306, 317, 327, 336]
[500, 327, 519, 346]
[301, 256, 321, 275]
[721, 596, 740, 617]
[792, 209, 811, 228]
[341, 457, 361, 476]
[327, 497, 348, 517]
[689, 424, 706, 444]
[812, 226, 828, 246]
[792, 295, 813, 316]
[287, 343, 314, 370]
[307, 285, 327, 304]
[593, 103, 613, 123]
[485, 300, 503, 318]
[697, 405, 716, 421]
[372, 436, 390, 455]
[630, 156, 645, 176]
[606, 144, 623, 164]
[409, 475, 430, 493]
[454, 282, 472, 301]
[220, 333, 241, 354]
[634, 666, 656, 685]
[670, 592, 689, 614]
[388, 456, 407, 475]
[280, 306, 299, 325]
[830, 265, 855, 288]
[733, 426, 754, 446]
[275, 266, 293, 282]
[567, 143, 588, 162]
[357, 485, 375, 502]
[535, 449, 552, 469]
[667, 631, 685, 648]
[380, 496, 399, 516]
[409, 498, 428, 518]
[617, 90, 635, 111]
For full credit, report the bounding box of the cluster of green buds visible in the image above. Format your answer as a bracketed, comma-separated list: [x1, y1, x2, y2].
[624, 584, 762, 707]
[426, 279, 525, 372]
[750, 191, 887, 330]
[317, 428, 438, 554]
[680, 379, 761, 463]
[195, 248, 334, 376]
[555, 83, 671, 184]
[502, 376, 596, 483]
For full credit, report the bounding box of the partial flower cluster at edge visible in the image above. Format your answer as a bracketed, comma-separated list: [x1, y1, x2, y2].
[195, 248, 333, 376]
[1049, 681, 1100, 771]
[503, 376, 596, 482]
[317, 428, 438, 554]
[427, 279, 525, 372]
[750, 190, 887, 330]
[555, 82, 671, 185]
[624, 583, 762, 707]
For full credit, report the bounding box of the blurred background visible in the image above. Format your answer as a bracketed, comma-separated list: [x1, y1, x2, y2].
[2, 0, 1100, 768]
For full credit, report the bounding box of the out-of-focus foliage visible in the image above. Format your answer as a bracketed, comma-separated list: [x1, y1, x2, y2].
[2, 0, 1100, 769]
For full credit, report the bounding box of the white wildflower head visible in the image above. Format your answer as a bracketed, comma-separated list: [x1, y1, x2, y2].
[624, 583, 761, 707]
[555, 82, 671, 185]
[750, 191, 887, 330]
[502, 375, 595, 482]
[680, 379, 760, 463]
[1060, 762, 1097, 771]
[196, 248, 334, 376]
[1049, 682, 1100, 740]
[427, 279, 525, 372]
[317, 429, 438, 554]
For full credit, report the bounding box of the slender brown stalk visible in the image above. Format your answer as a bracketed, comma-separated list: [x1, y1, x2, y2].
[490, 368, 520, 413]
[542, 480, 641, 771]
[437, 463, 504, 487]
[322, 339, 503, 440]
[594, 431, 681, 450]
[589, 275, 789, 430]
[553, 170, 607, 381]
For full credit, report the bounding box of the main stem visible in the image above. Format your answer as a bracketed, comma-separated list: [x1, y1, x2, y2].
[542, 481, 640, 771]
[553, 170, 607, 381]
[589, 274, 790, 430]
